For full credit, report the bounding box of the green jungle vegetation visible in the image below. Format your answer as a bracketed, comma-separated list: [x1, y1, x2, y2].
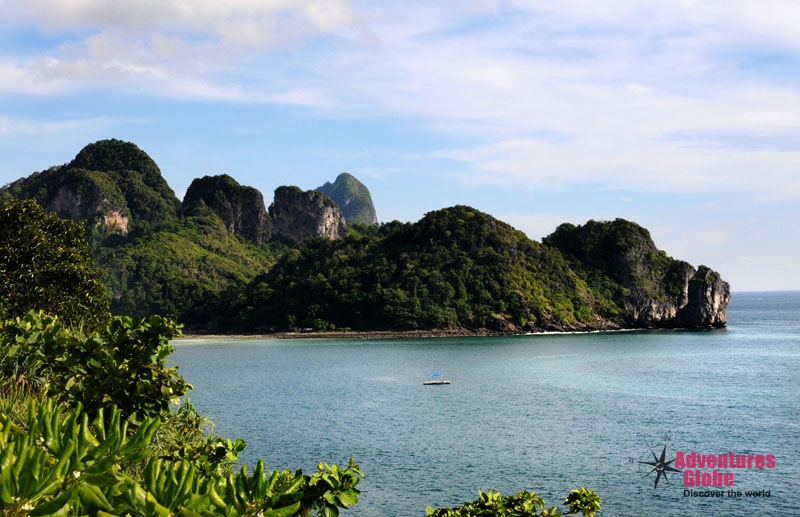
[0, 195, 601, 515]
[210, 206, 599, 332]
[1, 139, 698, 335]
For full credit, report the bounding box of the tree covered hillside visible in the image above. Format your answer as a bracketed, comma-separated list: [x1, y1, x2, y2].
[2, 140, 728, 331]
[315, 172, 378, 225]
[208, 206, 613, 332]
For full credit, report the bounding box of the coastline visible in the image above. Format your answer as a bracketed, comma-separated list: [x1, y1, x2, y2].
[178, 327, 507, 340]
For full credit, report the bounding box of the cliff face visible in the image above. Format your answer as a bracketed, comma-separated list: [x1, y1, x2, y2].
[315, 173, 378, 225]
[544, 218, 730, 329]
[181, 174, 272, 244]
[3, 166, 132, 234]
[269, 186, 347, 243]
[0, 139, 178, 235]
[676, 266, 731, 327]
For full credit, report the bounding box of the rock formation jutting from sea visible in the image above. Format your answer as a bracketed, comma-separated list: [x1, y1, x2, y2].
[543, 219, 730, 329]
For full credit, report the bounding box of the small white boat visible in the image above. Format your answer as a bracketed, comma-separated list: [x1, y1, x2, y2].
[423, 373, 451, 385]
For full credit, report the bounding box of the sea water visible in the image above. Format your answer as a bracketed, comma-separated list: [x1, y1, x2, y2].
[171, 291, 800, 516]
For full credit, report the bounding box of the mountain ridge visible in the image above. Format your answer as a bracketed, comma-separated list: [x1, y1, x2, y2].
[0, 139, 730, 332]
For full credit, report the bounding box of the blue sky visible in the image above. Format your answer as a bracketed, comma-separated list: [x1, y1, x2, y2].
[1, 1, 799, 291]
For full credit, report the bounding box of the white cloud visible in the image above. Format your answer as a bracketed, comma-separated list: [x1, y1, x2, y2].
[5, 0, 356, 35]
[0, 115, 118, 137]
[3, 0, 800, 197]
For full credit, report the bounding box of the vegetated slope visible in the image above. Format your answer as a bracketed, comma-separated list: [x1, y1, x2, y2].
[212, 205, 615, 332]
[543, 219, 729, 328]
[1, 140, 287, 323]
[68, 139, 181, 225]
[315, 172, 378, 225]
[2, 139, 179, 238]
[96, 213, 286, 321]
[2, 140, 728, 331]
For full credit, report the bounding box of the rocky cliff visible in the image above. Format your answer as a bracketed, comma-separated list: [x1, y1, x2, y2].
[543, 218, 730, 329]
[315, 173, 378, 225]
[1, 139, 178, 234]
[676, 266, 731, 328]
[181, 174, 272, 244]
[269, 186, 347, 243]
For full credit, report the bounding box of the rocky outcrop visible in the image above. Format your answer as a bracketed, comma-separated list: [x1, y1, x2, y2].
[0, 139, 178, 234]
[3, 166, 132, 235]
[66, 139, 180, 224]
[181, 174, 272, 244]
[269, 186, 347, 243]
[544, 218, 730, 329]
[676, 266, 731, 327]
[617, 263, 730, 328]
[315, 173, 378, 225]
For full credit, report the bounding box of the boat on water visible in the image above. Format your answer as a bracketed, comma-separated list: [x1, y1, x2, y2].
[423, 373, 451, 385]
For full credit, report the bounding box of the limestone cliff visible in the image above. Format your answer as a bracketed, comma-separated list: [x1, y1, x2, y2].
[0, 139, 178, 235]
[269, 186, 347, 243]
[315, 173, 378, 225]
[676, 266, 731, 328]
[543, 218, 730, 328]
[2, 166, 132, 234]
[181, 174, 272, 244]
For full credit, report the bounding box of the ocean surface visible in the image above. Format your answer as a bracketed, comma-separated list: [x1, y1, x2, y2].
[171, 291, 799, 516]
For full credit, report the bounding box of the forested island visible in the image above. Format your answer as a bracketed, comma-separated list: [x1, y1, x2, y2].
[1, 139, 729, 335]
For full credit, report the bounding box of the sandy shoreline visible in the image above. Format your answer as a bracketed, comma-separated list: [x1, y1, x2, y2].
[178, 327, 507, 340]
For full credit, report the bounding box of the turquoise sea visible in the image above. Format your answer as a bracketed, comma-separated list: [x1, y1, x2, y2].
[172, 291, 800, 516]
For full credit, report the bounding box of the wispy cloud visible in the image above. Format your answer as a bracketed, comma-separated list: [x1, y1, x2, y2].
[2, 0, 800, 195]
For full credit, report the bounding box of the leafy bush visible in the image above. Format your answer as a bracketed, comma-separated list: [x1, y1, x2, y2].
[0, 400, 363, 516]
[425, 488, 601, 517]
[0, 310, 190, 422]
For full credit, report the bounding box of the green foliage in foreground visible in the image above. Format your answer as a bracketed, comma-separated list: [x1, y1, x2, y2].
[0, 311, 190, 423]
[426, 488, 601, 517]
[0, 399, 363, 517]
[0, 198, 109, 330]
[0, 311, 363, 516]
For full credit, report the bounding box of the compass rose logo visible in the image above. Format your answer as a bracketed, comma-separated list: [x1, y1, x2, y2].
[639, 444, 682, 489]
[632, 432, 683, 494]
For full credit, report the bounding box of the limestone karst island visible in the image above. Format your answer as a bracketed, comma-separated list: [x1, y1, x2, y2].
[1, 139, 730, 335]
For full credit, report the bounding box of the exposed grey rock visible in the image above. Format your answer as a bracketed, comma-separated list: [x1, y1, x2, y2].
[676, 266, 731, 328]
[181, 174, 272, 244]
[269, 186, 347, 243]
[543, 218, 730, 329]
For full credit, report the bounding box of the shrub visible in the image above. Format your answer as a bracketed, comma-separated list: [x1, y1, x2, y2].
[0, 399, 363, 516]
[0, 310, 190, 422]
[425, 488, 601, 517]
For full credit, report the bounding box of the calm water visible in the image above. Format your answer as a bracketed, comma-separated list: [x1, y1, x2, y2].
[172, 291, 799, 516]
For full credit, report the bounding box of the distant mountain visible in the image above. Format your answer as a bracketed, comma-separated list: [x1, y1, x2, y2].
[1, 140, 729, 332]
[315, 173, 378, 225]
